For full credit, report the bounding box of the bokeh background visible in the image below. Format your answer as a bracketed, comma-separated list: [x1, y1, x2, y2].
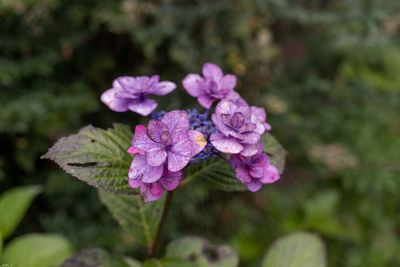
[1, 0, 400, 266]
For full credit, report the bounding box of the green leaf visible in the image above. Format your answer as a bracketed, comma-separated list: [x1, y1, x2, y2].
[0, 185, 42, 239]
[184, 158, 247, 191]
[61, 248, 140, 267]
[261, 132, 287, 173]
[262, 232, 327, 267]
[42, 124, 134, 194]
[165, 236, 239, 267]
[98, 190, 165, 247]
[0, 232, 2, 256]
[0, 233, 73, 267]
[143, 258, 193, 267]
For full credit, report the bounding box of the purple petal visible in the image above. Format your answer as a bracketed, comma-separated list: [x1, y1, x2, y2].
[146, 148, 167, 167]
[152, 81, 177, 96]
[225, 91, 248, 107]
[159, 170, 183, 191]
[141, 183, 164, 202]
[113, 77, 136, 91]
[220, 74, 237, 90]
[188, 130, 207, 157]
[101, 89, 130, 112]
[147, 120, 170, 144]
[229, 154, 244, 169]
[260, 164, 280, 184]
[161, 110, 190, 139]
[250, 106, 266, 122]
[198, 95, 215, 109]
[168, 138, 192, 172]
[132, 125, 163, 154]
[215, 99, 238, 116]
[210, 133, 243, 154]
[249, 165, 264, 178]
[202, 63, 223, 81]
[241, 132, 260, 144]
[142, 164, 164, 183]
[235, 165, 252, 183]
[128, 98, 158, 116]
[129, 154, 164, 183]
[182, 74, 204, 97]
[240, 144, 259, 157]
[129, 178, 142, 189]
[247, 180, 262, 192]
[211, 113, 234, 137]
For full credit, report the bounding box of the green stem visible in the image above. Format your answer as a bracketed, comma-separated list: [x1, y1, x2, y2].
[149, 191, 174, 258]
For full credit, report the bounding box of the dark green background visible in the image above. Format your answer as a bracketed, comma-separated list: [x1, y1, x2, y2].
[1, 0, 399, 266]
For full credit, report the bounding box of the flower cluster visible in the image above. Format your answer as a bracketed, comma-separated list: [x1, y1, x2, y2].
[102, 63, 280, 202]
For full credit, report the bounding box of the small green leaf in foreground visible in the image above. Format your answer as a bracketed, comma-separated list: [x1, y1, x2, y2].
[0, 185, 42, 239]
[262, 231, 326, 267]
[0, 233, 73, 267]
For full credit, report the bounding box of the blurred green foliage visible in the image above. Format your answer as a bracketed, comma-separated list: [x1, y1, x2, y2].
[1, 0, 399, 266]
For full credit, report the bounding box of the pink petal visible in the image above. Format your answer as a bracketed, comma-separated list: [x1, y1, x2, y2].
[101, 89, 130, 112]
[198, 95, 215, 109]
[247, 181, 262, 192]
[260, 164, 280, 184]
[182, 74, 204, 97]
[188, 130, 207, 157]
[210, 133, 243, 154]
[152, 81, 177, 96]
[220, 74, 237, 90]
[127, 146, 138, 154]
[141, 183, 164, 202]
[202, 63, 223, 81]
[128, 98, 158, 116]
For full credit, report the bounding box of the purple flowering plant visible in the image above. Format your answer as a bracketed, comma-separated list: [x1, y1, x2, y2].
[42, 63, 286, 264]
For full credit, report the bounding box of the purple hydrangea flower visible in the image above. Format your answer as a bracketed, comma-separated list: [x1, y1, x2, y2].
[182, 63, 237, 109]
[210, 100, 266, 156]
[129, 161, 183, 202]
[101, 75, 176, 116]
[230, 143, 280, 192]
[131, 110, 206, 181]
[226, 91, 271, 131]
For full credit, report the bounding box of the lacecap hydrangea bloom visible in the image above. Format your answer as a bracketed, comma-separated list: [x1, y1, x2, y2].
[230, 143, 280, 192]
[101, 62, 280, 202]
[210, 100, 266, 157]
[183, 63, 237, 109]
[101, 75, 176, 116]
